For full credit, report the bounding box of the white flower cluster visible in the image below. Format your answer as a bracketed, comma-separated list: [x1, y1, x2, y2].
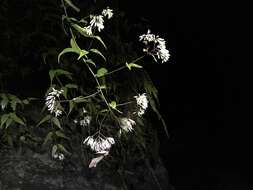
[134, 93, 149, 117]
[53, 152, 65, 161]
[45, 88, 63, 117]
[102, 7, 113, 19]
[119, 117, 136, 132]
[80, 116, 92, 127]
[83, 135, 115, 154]
[139, 29, 170, 63]
[83, 7, 113, 35]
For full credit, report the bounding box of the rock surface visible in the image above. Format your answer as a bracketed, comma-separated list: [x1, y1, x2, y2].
[0, 149, 172, 190]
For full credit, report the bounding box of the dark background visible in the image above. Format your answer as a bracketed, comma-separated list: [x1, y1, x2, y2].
[126, 1, 251, 189]
[1, 0, 251, 189]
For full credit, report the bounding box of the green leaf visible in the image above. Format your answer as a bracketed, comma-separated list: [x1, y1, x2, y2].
[0, 114, 9, 128]
[57, 144, 71, 155]
[71, 24, 90, 37]
[55, 131, 70, 140]
[68, 100, 75, 115]
[71, 24, 107, 49]
[0, 94, 8, 110]
[49, 69, 72, 83]
[65, 84, 78, 89]
[77, 50, 89, 60]
[42, 132, 53, 148]
[52, 145, 58, 157]
[52, 117, 62, 130]
[9, 113, 25, 126]
[84, 59, 96, 67]
[7, 94, 22, 111]
[70, 38, 80, 50]
[96, 68, 108, 78]
[72, 96, 88, 103]
[58, 48, 79, 63]
[64, 0, 80, 12]
[109, 101, 117, 109]
[5, 118, 13, 129]
[61, 87, 68, 99]
[93, 36, 107, 49]
[90, 49, 106, 61]
[36, 115, 51, 127]
[126, 62, 143, 70]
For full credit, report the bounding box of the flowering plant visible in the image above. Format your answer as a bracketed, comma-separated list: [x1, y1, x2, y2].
[0, 0, 170, 169]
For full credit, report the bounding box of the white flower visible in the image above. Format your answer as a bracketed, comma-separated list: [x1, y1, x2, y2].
[83, 135, 115, 153]
[84, 25, 93, 35]
[55, 110, 62, 117]
[134, 93, 149, 116]
[139, 30, 170, 63]
[139, 29, 155, 45]
[58, 153, 65, 160]
[80, 116, 92, 127]
[102, 7, 113, 19]
[157, 46, 170, 63]
[45, 88, 63, 117]
[106, 137, 115, 145]
[119, 118, 136, 132]
[90, 15, 104, 32]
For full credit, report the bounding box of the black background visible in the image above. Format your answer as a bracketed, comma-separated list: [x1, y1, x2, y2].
[1, 0, 251, 189]
[123, 1, 252, 189]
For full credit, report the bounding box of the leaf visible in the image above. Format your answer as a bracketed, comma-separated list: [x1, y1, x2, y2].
[55, 131, 70, 140]
[93, 36, 107, 49]
[7, 94, 22, 111]
[126, 62, 143, 70]
[72, 96, 89, 103]
[51, 145, 58, 157]
[52, 117, 62, 130]
[96, 68, 108, 78]
[109, 101, 117, 109]
[0, 114, 9, 129]
[5, 118, 13, 129]
[58, 48, 78, 63]
[9, 113, 25, 126]
[84, 59, 96, 67]
[90, 49, 106, 61]
[77, 50, 89, 60]
[61, 87, 68, 99]
[68, 100, 75, 115]
[42, 132, 53, 148]
[36, 115, 51, 127]
[70, 38, 80, 50]
[57, 144, 71, 155]
[65, 84, 78, 89]
[64, 0, 80, 12]
[71, 24, 107, 49]
[49, 69, 72, 83]
[0, 93, 8, 110]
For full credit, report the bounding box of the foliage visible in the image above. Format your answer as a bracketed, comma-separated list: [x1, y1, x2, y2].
[0, 0, 170, 173]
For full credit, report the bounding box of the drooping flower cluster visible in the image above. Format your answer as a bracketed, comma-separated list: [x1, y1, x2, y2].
[119, 117, 136, 132]
[83, 7, 113, 35]
[139, 29, 170, 63]
[45, 88, 63, 117]
[134, 93, 149, 117]
[83, 135, 115, 154]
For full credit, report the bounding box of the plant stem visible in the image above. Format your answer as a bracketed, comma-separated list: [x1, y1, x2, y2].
[104, 55, 146, 76]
